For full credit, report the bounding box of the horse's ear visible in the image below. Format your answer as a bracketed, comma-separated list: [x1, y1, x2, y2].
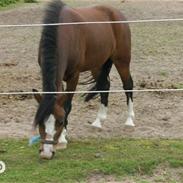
[32, 89, 42, 104]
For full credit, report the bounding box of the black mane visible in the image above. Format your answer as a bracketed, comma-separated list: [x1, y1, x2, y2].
[34, 0, 65, 126]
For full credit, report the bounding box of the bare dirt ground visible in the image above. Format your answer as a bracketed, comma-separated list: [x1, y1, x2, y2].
[87, 165, 183, 183]
[0, 0, 183, 139]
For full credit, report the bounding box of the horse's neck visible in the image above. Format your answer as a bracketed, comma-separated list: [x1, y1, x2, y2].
[56, 78, 64, 92]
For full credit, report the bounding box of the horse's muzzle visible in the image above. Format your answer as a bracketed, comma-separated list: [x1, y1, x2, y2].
[39, 150, 55, 160]
[39, 140, 57, 160]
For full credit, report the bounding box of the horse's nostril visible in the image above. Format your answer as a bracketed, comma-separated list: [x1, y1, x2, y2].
[52, 151, 55, 158]
[39, 149, 42, 153]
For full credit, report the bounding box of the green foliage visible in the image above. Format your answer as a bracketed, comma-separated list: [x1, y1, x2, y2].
[0, 0, 37, 7]
[174, 83, 183, 89]
[0, 0, 20, 7]
[24, 0, 37, 3]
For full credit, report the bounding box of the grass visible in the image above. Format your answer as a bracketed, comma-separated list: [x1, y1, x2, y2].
[0, 0, 20, 7]
[0, 0, 23, 10]
[159, 71, 168, 77]
[0, 0, 182, 182]
[0, 0, 38, 10]
[173, 83, 183, 89]
[0, 138, 183, 183]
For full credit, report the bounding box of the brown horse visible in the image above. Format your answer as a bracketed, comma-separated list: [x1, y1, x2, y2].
[33, 0, 135, 159]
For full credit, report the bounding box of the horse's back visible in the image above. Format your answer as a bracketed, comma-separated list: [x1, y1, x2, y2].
[58, 4, 131, 72]
[89, 5, 131, 62]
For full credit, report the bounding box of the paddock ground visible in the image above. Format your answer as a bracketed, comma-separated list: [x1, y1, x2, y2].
[0, 0, 183, 182]
[0, 0, 182, 139]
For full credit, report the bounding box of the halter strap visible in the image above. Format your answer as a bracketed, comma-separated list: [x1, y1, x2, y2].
[41, 139, 57, 145]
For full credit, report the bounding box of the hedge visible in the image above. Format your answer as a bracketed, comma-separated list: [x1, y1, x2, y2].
[0, 0, 20, 7]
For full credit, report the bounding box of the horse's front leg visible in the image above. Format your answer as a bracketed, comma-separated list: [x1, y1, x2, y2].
[57, 99, 71, 150]
[56, 73, 79, 150]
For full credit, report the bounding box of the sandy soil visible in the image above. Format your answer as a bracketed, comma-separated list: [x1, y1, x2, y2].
[0, 0, 183, 139]
[87, 165, 183, 183]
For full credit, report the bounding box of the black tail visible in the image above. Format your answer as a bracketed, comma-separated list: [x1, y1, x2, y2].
[34, 0, 65, 126]
[84, 59, 113, 102]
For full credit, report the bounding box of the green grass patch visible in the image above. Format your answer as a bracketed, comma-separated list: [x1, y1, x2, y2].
[0, 138, 183, 183]
[159, 71, 168, 77]
[24, 0, 37, 3]
[0, 3, 23, 11]
[173, 83, 183, 89]
[0, 0, 20, 7]
[0, 0, 37, 9]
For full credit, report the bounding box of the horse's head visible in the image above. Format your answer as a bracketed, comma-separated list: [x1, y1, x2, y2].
[32, 89, 67, 159]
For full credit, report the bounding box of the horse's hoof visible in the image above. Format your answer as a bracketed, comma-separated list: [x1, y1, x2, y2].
[125, 123, 135, 127]
[91, 124, 102, 130]
[125, 117, 135, 127]
[123, 125, 135, 133]
[40, 151, 54, 160]
[56, 143, 67, 150]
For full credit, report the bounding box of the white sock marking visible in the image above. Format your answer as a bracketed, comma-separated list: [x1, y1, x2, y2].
[125, 99, 135, 127]
[44, 115, 55, 154]
[92, 104, 107, 129]
[58, 128, 67, 144]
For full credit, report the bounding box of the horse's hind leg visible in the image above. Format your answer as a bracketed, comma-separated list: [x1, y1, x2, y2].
[114, 61, 135, 127]
[91, 59, 113, 129]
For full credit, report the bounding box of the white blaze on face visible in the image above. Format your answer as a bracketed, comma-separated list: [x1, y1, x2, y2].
[43, 114, 55, 156]
[91, 104, 108, 129]
[125, 98, 135, 127]
[45, 114, 55, 137]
